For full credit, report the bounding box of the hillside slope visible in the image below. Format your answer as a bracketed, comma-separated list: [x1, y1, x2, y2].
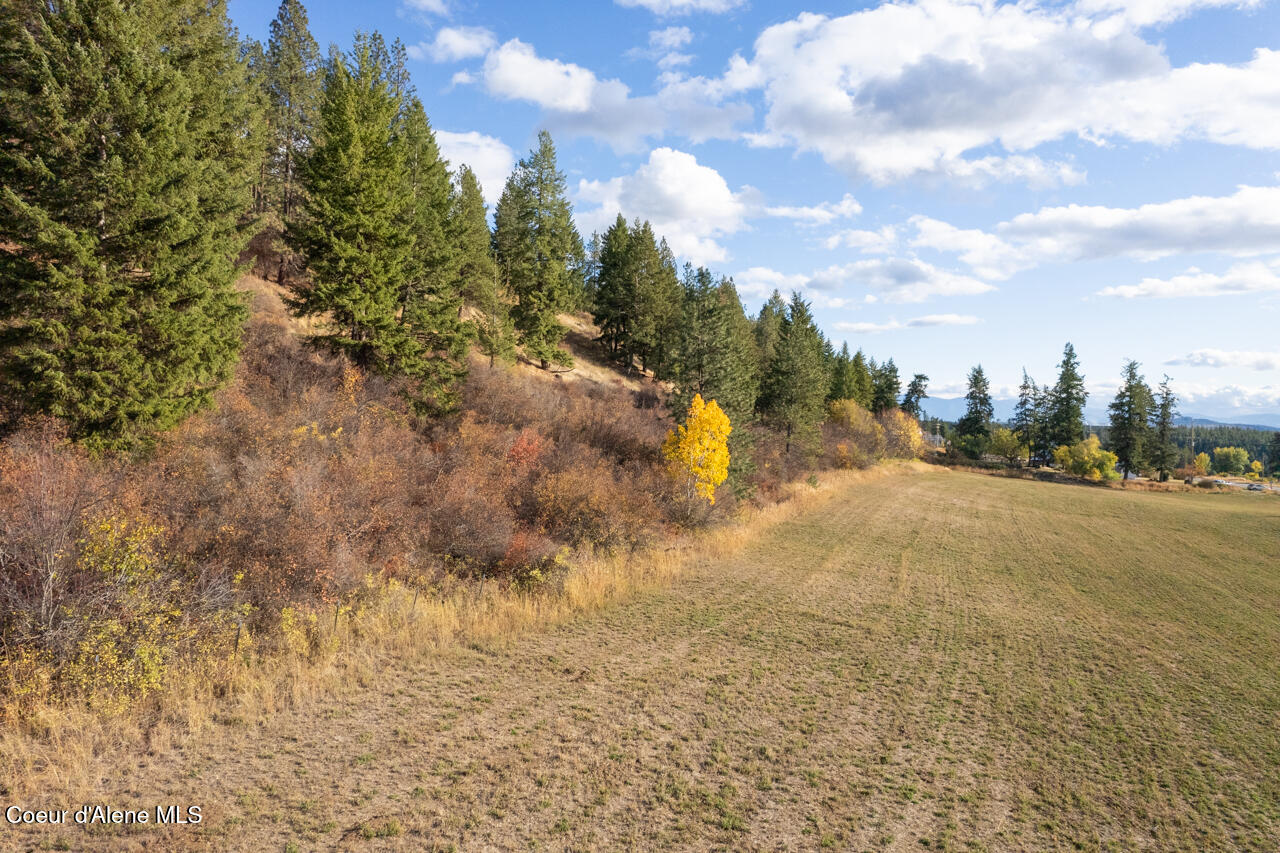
[17, 469, 1278, 851]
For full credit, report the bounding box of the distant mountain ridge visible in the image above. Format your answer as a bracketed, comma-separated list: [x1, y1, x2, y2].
[921, 398, 1280, 432]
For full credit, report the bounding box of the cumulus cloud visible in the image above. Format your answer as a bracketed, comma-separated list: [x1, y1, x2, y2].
[810, 258, 995, 303]
[615, 0, 746, 14]
[1158, 380, 1280, 412]
[480, 40, 749, 149]
[576, 148, 749, 264]
[834, 314, 981, 334]
[1166, 349, 1280, 370]
[764, 193, 862, 225]
[483, 40, 601, 112]
[913, 185, 1280, 279]
[824, 226, 898, 253]
[434, 130, 515, 206]
[1098, 259, 1280, 298]
[410, 26, 496, 63]
[627, 26, 695, 69]
[726, 2, 1280, 183]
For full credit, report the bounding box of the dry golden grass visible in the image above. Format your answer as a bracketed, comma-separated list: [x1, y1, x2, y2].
[0, 465, 898, 809]
[7, 465, 1277, 852]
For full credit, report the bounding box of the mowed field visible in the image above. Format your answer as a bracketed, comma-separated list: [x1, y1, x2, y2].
[11, 469, 1279, 852]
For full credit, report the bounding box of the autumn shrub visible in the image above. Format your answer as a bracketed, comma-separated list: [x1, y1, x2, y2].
[878, 409, 925, 459]
[1053, 435, 1120, 481]
[825, 400, 885, 468]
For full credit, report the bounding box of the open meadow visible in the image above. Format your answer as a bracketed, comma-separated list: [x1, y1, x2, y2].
[7, 468, 1279, 852]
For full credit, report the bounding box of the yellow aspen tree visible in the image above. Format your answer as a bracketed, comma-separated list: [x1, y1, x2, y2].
[663, 394, 731, 504]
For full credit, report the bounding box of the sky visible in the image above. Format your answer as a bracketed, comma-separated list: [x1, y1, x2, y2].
[229, 0, 1280, 419]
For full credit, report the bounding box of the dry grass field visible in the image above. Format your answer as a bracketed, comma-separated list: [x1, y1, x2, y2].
[7, 468, 1278, 851]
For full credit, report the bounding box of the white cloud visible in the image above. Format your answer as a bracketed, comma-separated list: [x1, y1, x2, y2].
[413, 27, 496, 63]
[434, 131, 515, 206]
[764, 193, 862, 225]
[403, 0, 448, 14]
[576, 148, 748, 264]
[1166, 349, 1280, 370]
[616, 0, 746, 14]
[1159, 380, 1280, 412]
[914, 186, 1280, 279]
[1074, 0, 1263, 29]
[735, 266, 810, 298]
[834, 314, 981, 334]
[1098, 259, 1280, 298]
[824, 226, 898, 254]
[483, 40, 600, 112]
[481, 40, 749, 149]
[810, 258, 995, 303]
[909, 217, 1030, 279]
[650, 26, 693, 50]
[726, 3, 1280, 183]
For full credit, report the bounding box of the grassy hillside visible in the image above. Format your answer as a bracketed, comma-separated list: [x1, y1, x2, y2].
[13, 469, 1277, 851]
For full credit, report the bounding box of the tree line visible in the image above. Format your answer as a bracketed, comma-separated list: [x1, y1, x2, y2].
[947, 345, 1280, 480]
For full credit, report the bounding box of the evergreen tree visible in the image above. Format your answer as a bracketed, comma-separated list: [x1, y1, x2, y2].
[849, 349, 874, 409]
[760, 293, 827, 453]
[1011, 369, 1040, 460]
[397, 97, 469, 413]
[671, 268, 759, 424]
[870, 358, 901, 414]
[452, 166, 514, 366]
[493, 131, 579, 369]
[829, 343, 856, 401]
[1107, 359, 1153, 480]
[954, 365, 994, 457]
[265, 0, 321, 228]
[1047, 342, 1088, 448]
[1, 0, 260, 448]
[286, 32, 409, 373]
[637, 235, 683, 377]
[753, 290, 787, 391]
[901, 374, 929, 418]
[1267, 432, 1280, 477]
[592, 214, 632, 360]
[1148, 375, 1179, 482]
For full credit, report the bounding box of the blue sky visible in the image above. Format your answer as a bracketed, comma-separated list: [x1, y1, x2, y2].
[229, 0, 1280, 418]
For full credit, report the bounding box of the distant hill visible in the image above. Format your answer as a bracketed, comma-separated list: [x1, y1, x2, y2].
[1176, 415, 1280, 432]
[922, 399, 1279, 432]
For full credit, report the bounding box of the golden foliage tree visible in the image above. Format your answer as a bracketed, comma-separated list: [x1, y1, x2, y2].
[663, 394, 731, 505]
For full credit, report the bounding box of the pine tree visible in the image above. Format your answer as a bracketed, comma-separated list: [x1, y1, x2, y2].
[639, 235, 682, 377]
[592, 214, 632, 360]
[671, 269, 759, 428]
[955, 365, 994, 457]
[850, 349, 873, 409]
[397, 97, 469, 413]
[1011, 369, 1039, 460]
[452, 166, 513, 366]
[1047, 342, 1088, 449]
[493, 131, 579, 369]
[753, 290, 787, 392]
[286, 32, 410, 373]
[265, 0, 321, 229]
[1266, 432, 1280, 477]
[760, 293, 827, 454]
[1, 0, 260, 449]
[870, 358, 901, 414]
[901, 374, 929, 418]
[1147, 375, 1178, 482]
[1107, 359, 1153, 480]
[829, 343, 856, 401]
